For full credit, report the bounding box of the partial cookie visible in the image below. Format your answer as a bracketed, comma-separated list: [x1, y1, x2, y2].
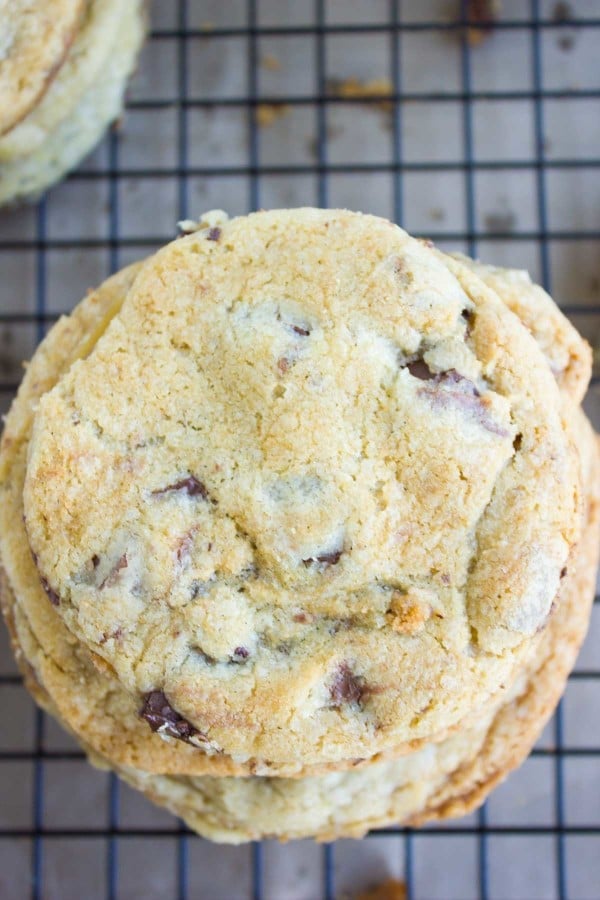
[0, 0, 86, 135]
[0, 0, 135, 162]
[0, 0, 145, 205]
[450, 253, 592, 406]
[19, 209, 581, 772]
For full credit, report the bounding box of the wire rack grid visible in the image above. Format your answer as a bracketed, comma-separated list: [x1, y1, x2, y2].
[0, 1, 599, 898]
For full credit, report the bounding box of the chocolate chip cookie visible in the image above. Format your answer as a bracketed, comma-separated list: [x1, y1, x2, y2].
[17, 209, 582, 772]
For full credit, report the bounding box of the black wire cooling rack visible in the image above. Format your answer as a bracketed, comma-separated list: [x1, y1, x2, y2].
[1, 1, 600, 898]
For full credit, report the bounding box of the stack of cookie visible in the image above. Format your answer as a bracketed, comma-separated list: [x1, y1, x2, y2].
[0, 0, 146, 206]
[1, 208, 597, 842]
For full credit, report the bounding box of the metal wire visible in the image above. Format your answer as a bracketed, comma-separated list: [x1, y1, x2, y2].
[0, 2, 599, 898]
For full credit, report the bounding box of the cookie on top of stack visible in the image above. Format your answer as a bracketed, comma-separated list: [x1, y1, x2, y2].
[0, 0, 146, 206]
[1, 208, 597, 842]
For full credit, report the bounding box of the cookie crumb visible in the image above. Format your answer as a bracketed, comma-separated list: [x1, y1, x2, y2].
[387, 591, 432, 635]
[552, 4, 576, 52]
[553, 1, 573, 23]
[177, 209, 229, 235]
[485, 211, 516, 233]
[463, 0, 500, 47]
[177, 219, 200, 235]
[261, 53, 281, 71]
[327, 76, 394, 114]
[356, 878, 407, 900]
[256, 103, 290, 127]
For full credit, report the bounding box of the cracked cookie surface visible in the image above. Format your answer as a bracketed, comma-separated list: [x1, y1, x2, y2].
[20, 209, 581, 769]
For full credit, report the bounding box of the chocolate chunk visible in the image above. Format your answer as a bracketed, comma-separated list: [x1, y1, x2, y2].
[176, 532, 194, 565]
[100, 627, 122, 645]
[140, 691, 205, 745]
[417, 370, 510, 438]
[407, 359, 435, 381]
[91, 554, 100, 568]
[233, 646, 249, 660]
[99, 554, 128, 590]
[152, 476, 210, 500]
[435, 369, 479, 392]
[302, 549, 343, 568]
[330, 663, 364, 706]
[513, 433, 523, 452]
[462, 307, 475, 337]
[40, 577, 59, 607]
[275, 311, 311, 336]
[206, 227, 221, 241]
[316, 550, 343, 565]
[560, 567, 568, 579]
